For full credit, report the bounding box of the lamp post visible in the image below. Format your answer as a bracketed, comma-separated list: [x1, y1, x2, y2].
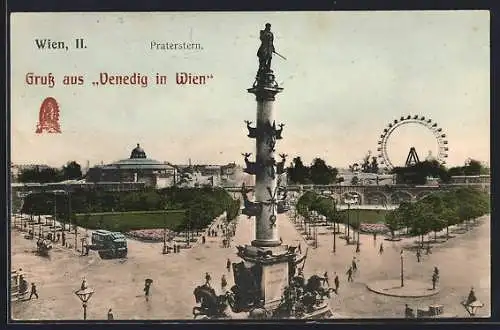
[52, 192, 57, 241]
[332, 211, 337, 254]
[314, 216, 318, 248]
[344, 198, 356, 243]
[162, 209, 167, 254]
[74, 282, 95, 320]
[400, 249, 404, 287]
[356, 205, 361, 252]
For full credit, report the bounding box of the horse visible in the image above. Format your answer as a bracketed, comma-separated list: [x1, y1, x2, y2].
[193, 285, 232, 319]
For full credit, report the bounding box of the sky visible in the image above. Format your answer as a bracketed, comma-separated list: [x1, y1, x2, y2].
[10, 11, 490, 169]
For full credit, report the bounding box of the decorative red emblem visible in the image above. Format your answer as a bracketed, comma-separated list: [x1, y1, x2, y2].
[36, 97, 61, 133]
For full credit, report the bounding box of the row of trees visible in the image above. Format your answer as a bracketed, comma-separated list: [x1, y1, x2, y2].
[384, 187, 490, 242]
[21, 187, 240, 232]
[295, 191, 350, 227]
[287, 157, 341, 185]
[392, 160, 450, 185]
[392, 158, 489, 185]
[16, 161, 83, 183]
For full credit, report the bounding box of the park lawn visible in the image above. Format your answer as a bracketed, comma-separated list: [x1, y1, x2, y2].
[74, 210, 186, 232]
[339, 209, 389, 224]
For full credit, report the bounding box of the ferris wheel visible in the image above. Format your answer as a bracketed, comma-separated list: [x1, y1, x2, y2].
[377, 115, 449, 170]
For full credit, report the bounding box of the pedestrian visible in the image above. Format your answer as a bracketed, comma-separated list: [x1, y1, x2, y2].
[432, 272, 438, 290]
[226, 258, 231, 272]
[466, 287, 477, 305]
[144, 281, 151, 300]
[373, 233, 377, 241]
[298, 243, 302, 254]
[432, 266, 440, 290]
[351, 257, 357, 273]
[334, 273, 340, 293]
[107, 308, 114, 320]
[323, 271, 329, 286]
[221, 274, 227, 292]
[28, 283, 38, 299]
[416, 249, 421, 263]
[379, 242, 384, 254]
[426, 244, 432, 255]
[81, 278, 87, 290]
[202, 235, 206, 244]
[205, 272, 212, 287]
[346, 267, 353, 282]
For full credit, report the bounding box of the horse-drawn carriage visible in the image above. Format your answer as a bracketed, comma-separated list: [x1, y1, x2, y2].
[36, 238, 52, 256]
[11, 269, 29, 301]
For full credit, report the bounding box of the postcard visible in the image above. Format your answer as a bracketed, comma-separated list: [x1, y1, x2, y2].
[9, 11, 490, 321]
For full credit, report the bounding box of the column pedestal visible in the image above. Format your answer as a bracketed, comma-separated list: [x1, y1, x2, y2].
[236, 244, 296, 310]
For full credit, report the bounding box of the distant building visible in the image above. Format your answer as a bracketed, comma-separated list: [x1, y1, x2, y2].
[448, 175, 490, 185]
[85, 144, 177, 188]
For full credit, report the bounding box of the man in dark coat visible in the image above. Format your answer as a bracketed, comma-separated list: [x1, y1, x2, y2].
[346, 267, 353, 282]
[29, 283, 38, 299]
[334, 273, 340, 293]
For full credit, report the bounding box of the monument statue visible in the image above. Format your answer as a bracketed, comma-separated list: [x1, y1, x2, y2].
[257, 23, 275, 74]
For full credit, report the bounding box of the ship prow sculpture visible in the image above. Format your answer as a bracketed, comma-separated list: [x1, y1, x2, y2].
[193, 23, 334, 320]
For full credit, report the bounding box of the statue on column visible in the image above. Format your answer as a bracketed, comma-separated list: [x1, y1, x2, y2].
[257, 23, 275, 74]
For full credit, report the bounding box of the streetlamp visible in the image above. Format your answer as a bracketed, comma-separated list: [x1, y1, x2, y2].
[400, 249, 404, 287]
[344, 197, 357, 243]
[74, 281, 95, 320]
[162, 209, 167, 254]
[356, 205, 361, 252]
[314, 219, 318, 248]
[332, 209, 337, 254]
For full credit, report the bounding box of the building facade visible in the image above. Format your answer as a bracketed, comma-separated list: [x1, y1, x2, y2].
[86, 144, 177, 188]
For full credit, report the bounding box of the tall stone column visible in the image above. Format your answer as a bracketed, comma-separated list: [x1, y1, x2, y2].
[248, 73, 282, 247]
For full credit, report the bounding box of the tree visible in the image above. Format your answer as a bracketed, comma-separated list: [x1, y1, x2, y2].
[408, 204, 431, 247]
[385, 211, 400, 239]
[287, 157, 310, 184]
[18, 166, 62, 183]
[349, 163, 360, 173]
[358, 151, 379, 174]
[309, 158, 338, 185]
[62, 161, 82, 180]
[440, 206, 457, 239]
[448, 158, 489, 177]
[428, 211, 445, 241]
[464, 159, 482, 175]
[351, 176, 359, 185]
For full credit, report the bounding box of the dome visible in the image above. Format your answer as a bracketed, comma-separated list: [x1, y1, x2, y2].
[130, 143, 147, 159]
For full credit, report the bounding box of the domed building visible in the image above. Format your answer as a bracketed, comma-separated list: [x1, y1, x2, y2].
[86, 144, 177, 188]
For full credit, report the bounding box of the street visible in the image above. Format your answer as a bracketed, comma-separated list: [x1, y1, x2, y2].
[11, 213, 490, 320]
